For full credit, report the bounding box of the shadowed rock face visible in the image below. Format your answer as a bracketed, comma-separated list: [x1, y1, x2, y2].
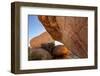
[38, 16, 88, 58]
[41, 42, 55, 54]
[29, 48, 52, 60]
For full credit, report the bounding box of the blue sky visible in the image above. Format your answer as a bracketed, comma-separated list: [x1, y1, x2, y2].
[28, 15, 64, 46]
[28, 15, 46, 40]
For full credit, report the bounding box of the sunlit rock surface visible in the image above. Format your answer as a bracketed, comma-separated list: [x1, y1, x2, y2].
[30, 32, 54, 48]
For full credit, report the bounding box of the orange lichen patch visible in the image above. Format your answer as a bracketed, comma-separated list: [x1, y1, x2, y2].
[38, 16, 62, 41]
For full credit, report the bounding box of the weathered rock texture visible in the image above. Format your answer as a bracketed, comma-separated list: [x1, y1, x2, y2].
[29, 48, 52, 60]
[30, 32, 54, 48]
[38, 16, 88, 58]
[52, 45, 76, 59]
[41, 42, 55, 53]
